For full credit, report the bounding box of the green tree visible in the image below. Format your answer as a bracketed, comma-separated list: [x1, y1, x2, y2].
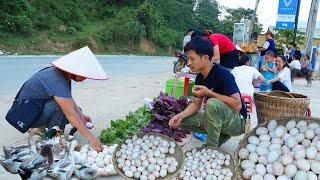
[152, 0, 195, 32]
[274, 28, 305, 48]
[137, 1, 159, 39]
[193, 0, 221, 32]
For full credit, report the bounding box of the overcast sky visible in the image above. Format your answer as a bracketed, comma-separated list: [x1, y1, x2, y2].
[216, 0, 317, 31]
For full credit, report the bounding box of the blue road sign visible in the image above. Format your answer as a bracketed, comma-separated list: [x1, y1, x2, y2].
[276, 0, 299, 29]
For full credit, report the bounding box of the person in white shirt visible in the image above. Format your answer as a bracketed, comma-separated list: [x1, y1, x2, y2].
[182, 29, 194, 52]
[289, 59, 301, 70]
[290, 52, 302, 82]
[231, 55, 265, 98]
[267, 55, 292, 92]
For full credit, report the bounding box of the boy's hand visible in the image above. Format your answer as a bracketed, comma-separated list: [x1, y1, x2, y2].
[192, 85, 211, 98]
[261, 66, 268, 72]
[169, 114, 182, 129]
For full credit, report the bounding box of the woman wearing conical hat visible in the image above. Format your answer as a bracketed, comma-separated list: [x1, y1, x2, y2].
[6, 46, 107, 152]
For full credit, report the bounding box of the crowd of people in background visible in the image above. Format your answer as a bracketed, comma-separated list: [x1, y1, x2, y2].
[181, 28, 320, 98]
[168, 28, 320, 147]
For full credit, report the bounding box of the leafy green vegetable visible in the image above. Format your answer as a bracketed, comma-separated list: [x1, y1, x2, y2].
[99, 105, 152, 144]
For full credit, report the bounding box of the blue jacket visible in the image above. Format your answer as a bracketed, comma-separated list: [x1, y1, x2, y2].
[261, 39, 276, 56]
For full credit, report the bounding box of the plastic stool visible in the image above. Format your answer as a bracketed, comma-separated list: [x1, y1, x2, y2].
[241, 94, 253, 113]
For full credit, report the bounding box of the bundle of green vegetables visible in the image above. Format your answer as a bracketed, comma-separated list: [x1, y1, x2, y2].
[100, 105, 152, 144]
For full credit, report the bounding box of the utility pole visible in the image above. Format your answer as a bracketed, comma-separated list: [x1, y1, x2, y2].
[293, 0, 301, 45]
[305, 0, 320, 55]
[249, 0, 260, 41]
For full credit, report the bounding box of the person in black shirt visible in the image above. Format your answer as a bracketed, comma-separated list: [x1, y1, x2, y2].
[168, 37, 246, 147]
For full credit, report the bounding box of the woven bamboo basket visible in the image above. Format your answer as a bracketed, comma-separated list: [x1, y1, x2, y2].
[112, 132, 184, 180]
[254, 91, 310, 124]
[179, 146, 236, 179]
[234, 116, 320, 180]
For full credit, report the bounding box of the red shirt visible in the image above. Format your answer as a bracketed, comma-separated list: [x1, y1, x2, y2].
[207, 34, 235, 54]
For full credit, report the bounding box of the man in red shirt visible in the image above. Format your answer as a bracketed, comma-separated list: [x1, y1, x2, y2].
[204, 30, 239, 69]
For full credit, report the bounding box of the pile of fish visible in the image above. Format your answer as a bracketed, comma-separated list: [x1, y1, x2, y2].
[0, 135, 118, 180]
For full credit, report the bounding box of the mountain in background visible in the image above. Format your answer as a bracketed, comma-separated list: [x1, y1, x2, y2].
[0, 0, 262, 55]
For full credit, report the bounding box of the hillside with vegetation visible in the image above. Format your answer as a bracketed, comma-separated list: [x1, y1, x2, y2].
[0, 0, 262, 55]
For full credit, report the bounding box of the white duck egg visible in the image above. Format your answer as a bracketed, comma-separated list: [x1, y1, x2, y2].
[250, 174, 263, 180]
[300, 126, 308, 133]
[277, 175, 290, 180]
[281, 146, 291, 155]
[294, 149, 306, 160]
[168, 147, 175, 155]
[256, 146, 269, 156]
[267, 150, 281, 163]
[168, 166, 177, 173]
[302, 139, 312, 148]
[284, 164, 297, 177]
[268, 144, 281, 151]
[242, 168, 255, 179]
[259, 135, 271, 142]
[292, 144, 304, 152]
[296, 159, 310, 171]
[241, 160, 255, 170]
[256, 127, 268, 135]
[295, 133, 305, 143]
[264, 174, 276, 180]
[308, 123, 319, 130]
[289, 128, 299, 136]
[266, 164, 273, 174]
[246, 144, 256, 153]
[269, 131, 276, 138]
[255, 164, 266, 176]
[286, 120, 296, 130]
[274, 126, 286, 138]
[152, 171, 160, 178]
[280, 154, 293, 166]
[272, 161, 284, 176]
[307, 171, 317, 180]
[286, 136, 298, 148]
[306, 146, 317, 159]
[248, 136, 260, 145]
[296, 121, 307, 128]
[305, 129, 315, 139]
[293, 170, 307, 180]
[271, 138, 284, 145]
[314, 128, 320, 136]
[310, 161, 320, 174]
[257, 156, 268, 165]
[124, 170, 134, 177]
[259, 141, 271, 148]
[249, 152, 259, 163]
[169, 141, 176, 148]
[267, 120, 278, 131]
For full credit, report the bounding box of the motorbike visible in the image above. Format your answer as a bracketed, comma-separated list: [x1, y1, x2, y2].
[173, 51, 188, 74]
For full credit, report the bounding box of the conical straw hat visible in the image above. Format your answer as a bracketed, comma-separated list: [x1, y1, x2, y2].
[52, 46, 108, 80]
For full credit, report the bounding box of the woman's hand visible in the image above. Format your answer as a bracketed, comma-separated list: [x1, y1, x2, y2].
[88, 136, 104, 152]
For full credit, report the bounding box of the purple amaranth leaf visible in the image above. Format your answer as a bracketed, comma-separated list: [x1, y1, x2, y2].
[153, 113, 170, 122]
